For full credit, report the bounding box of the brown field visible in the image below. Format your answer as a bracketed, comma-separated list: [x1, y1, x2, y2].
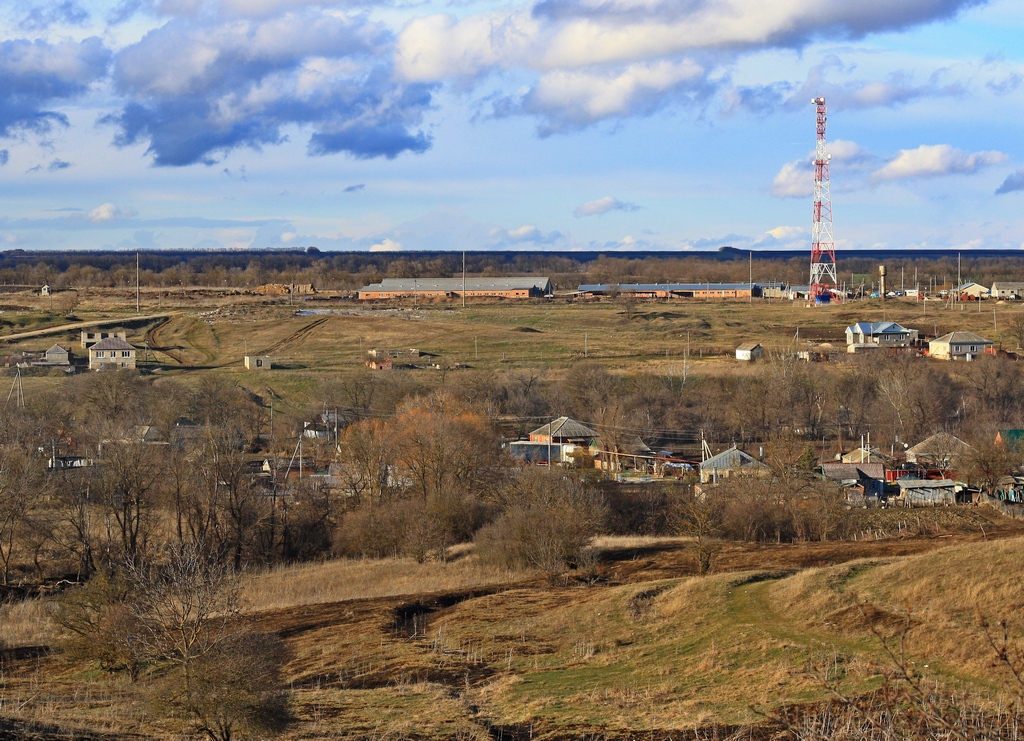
[0, 509, 1022, 740]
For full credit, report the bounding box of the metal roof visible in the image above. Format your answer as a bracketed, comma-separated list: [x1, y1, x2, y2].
[907, 432, 971, 457]
[931, 331, 992, 345]
[90, 337, 135, 351]
[529, 416, 598, 439]
[896, 478, 956, 490]
[736, 342, 762, 352]
[362, 277, 551, 292]
[700, 446, 764, 471]
[822, 462, 885, 481]
[578, 283, 756, 292]
[846, 321, 916, 335]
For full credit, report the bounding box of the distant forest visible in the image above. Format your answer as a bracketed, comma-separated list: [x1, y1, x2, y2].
[2, 247, 1023, 293]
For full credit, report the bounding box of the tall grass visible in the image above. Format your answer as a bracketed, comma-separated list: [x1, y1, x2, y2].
[0, 598, 58, 647]
[241, 555, 529, 613]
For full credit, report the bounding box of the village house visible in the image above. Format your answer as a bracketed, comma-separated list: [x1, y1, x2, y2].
[991, 282, 1024, 300]
[906, 432, 972, 473]
[735, 342, 763, 361]
[844, 321, 919, 348]
[510, 417, 599, 466]
[699, 446, 769, 483]
[821, 462, 886, 499]
[928, 331, 993, 360]
[88, 337, 136, 371]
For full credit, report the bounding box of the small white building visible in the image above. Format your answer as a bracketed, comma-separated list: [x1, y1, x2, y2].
[244, 355, 272, 370]
[735, 342, 763, 361]
[929, 331, 993, 360]
[88, 337, 136, 370]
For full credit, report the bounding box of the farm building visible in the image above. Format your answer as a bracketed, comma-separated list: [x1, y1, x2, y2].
[928, 331, 993, 360]
[736, 342, 763, 361]
[844, 321, 919, 348]
[358, 277, 551, 300]
[88, 337, 136, 371]
[991, 282, 1024, 299]
[578, 283, 760, 299]
[956, 282, 990, 299]
[244, 355, 272, 370]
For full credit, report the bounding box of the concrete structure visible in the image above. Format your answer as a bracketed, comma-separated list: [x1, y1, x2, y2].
[81, 330, 127, 349]
[244, 355, 272, 370]
[88, 336, 136, 370]
[255, 283, 316, 296]
[929, 331, 993, 360]
[735, 342, 763, 361]
[991, 282, 1024, 299]
[359, 277, 552, 300]
[845, 321, 919, 347]
[578, 283, 759, 299]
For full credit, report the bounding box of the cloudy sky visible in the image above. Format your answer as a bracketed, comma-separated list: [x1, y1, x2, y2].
[0, 0, 1023, 253]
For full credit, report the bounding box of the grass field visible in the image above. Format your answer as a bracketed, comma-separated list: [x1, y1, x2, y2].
[1, 514, 1022, 739]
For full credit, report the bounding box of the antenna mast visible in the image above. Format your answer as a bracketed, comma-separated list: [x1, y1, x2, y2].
[809, 97, 837, 303]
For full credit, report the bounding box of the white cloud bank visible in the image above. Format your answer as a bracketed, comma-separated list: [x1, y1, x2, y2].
[574, 196, 640, 216]
[872, 144, 1006, 182]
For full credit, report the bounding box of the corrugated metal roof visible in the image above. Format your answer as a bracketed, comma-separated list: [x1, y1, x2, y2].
[906, 432, 970, 457]
[896, 478, 956, 489]
[700, 446, 763, 470]
[363, 277, 551, 292]
[736, 342, 762, 352]
[846, 321, 915, 335]
[822, 463, 885, 480]
[529, 417, 598, 439]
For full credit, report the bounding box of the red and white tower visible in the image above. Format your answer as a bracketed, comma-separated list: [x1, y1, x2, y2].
[809, 96, 837, 302]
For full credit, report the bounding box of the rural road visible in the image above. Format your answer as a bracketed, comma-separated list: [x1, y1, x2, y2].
[0, 312, 177, 342]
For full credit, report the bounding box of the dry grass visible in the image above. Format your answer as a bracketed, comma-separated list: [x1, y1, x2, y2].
[590, 535, 690, 550]
[241, 555, 530, 613]
[0, 598, 59, 647]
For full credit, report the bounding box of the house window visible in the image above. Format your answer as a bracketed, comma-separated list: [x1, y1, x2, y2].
[96, 351, 104, 358]
[122, 351, 130, 357]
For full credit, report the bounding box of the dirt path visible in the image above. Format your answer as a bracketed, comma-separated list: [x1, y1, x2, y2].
[255, 316, 329, 355]
[0, 313, 176, 342]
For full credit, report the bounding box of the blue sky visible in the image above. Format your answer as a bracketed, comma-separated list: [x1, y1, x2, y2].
[0, 0, 1023, 253]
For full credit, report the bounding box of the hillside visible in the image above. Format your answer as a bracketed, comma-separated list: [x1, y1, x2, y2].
[1, 518, 1022, 740]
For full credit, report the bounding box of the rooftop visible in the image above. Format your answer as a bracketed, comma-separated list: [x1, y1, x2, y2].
[90, 337, 135, 351]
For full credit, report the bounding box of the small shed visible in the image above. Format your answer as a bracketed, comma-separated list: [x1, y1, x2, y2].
[896, 478, 957, 507]
[244, 355, 272, 370]
[736, 342, 763, 361]
[44, 344, 71, 365]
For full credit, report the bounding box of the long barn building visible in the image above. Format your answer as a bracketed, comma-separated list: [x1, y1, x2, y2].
[359, 277, 552, 300]
[578, 283, 762, 299]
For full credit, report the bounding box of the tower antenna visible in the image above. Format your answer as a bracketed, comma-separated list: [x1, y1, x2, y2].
[809, 97, 837, 303]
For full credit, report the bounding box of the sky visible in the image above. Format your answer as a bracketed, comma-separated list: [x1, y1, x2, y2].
[0, 0, 1023, 253]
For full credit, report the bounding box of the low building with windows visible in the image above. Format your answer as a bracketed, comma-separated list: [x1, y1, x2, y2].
[88, 337, 136, 370]
[845, 321, 919, 348]
[359, 277, 552, 300]
[928, 331, 993, 360]
[991, 282, 1024, 300]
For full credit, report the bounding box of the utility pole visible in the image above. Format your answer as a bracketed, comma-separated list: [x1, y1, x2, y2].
[136, 252, 140, 315]
[462, 251, 466, 309]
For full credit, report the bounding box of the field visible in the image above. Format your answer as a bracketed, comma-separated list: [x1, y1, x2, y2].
[0, 509, 1021, 740]
[1, 287, 1020, 417]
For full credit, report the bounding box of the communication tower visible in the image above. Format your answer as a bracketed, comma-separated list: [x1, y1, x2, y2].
[809, 97, 837, 302]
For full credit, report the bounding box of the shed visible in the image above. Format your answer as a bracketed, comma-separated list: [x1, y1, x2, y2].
[736, 342, 763, 361]
[44, 344, 71, 365]
[244, 355, 272, 370]
[896, 478, 957, 507]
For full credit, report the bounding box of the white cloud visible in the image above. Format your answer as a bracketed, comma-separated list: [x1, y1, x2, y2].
[370, 238, 402, 252]
[574, 196, 640, 216]
[771, 160, 812, 199]
[872, 144, 1007, 182]
[396, 0, 982, 81]
[87, 203, 138, 222]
